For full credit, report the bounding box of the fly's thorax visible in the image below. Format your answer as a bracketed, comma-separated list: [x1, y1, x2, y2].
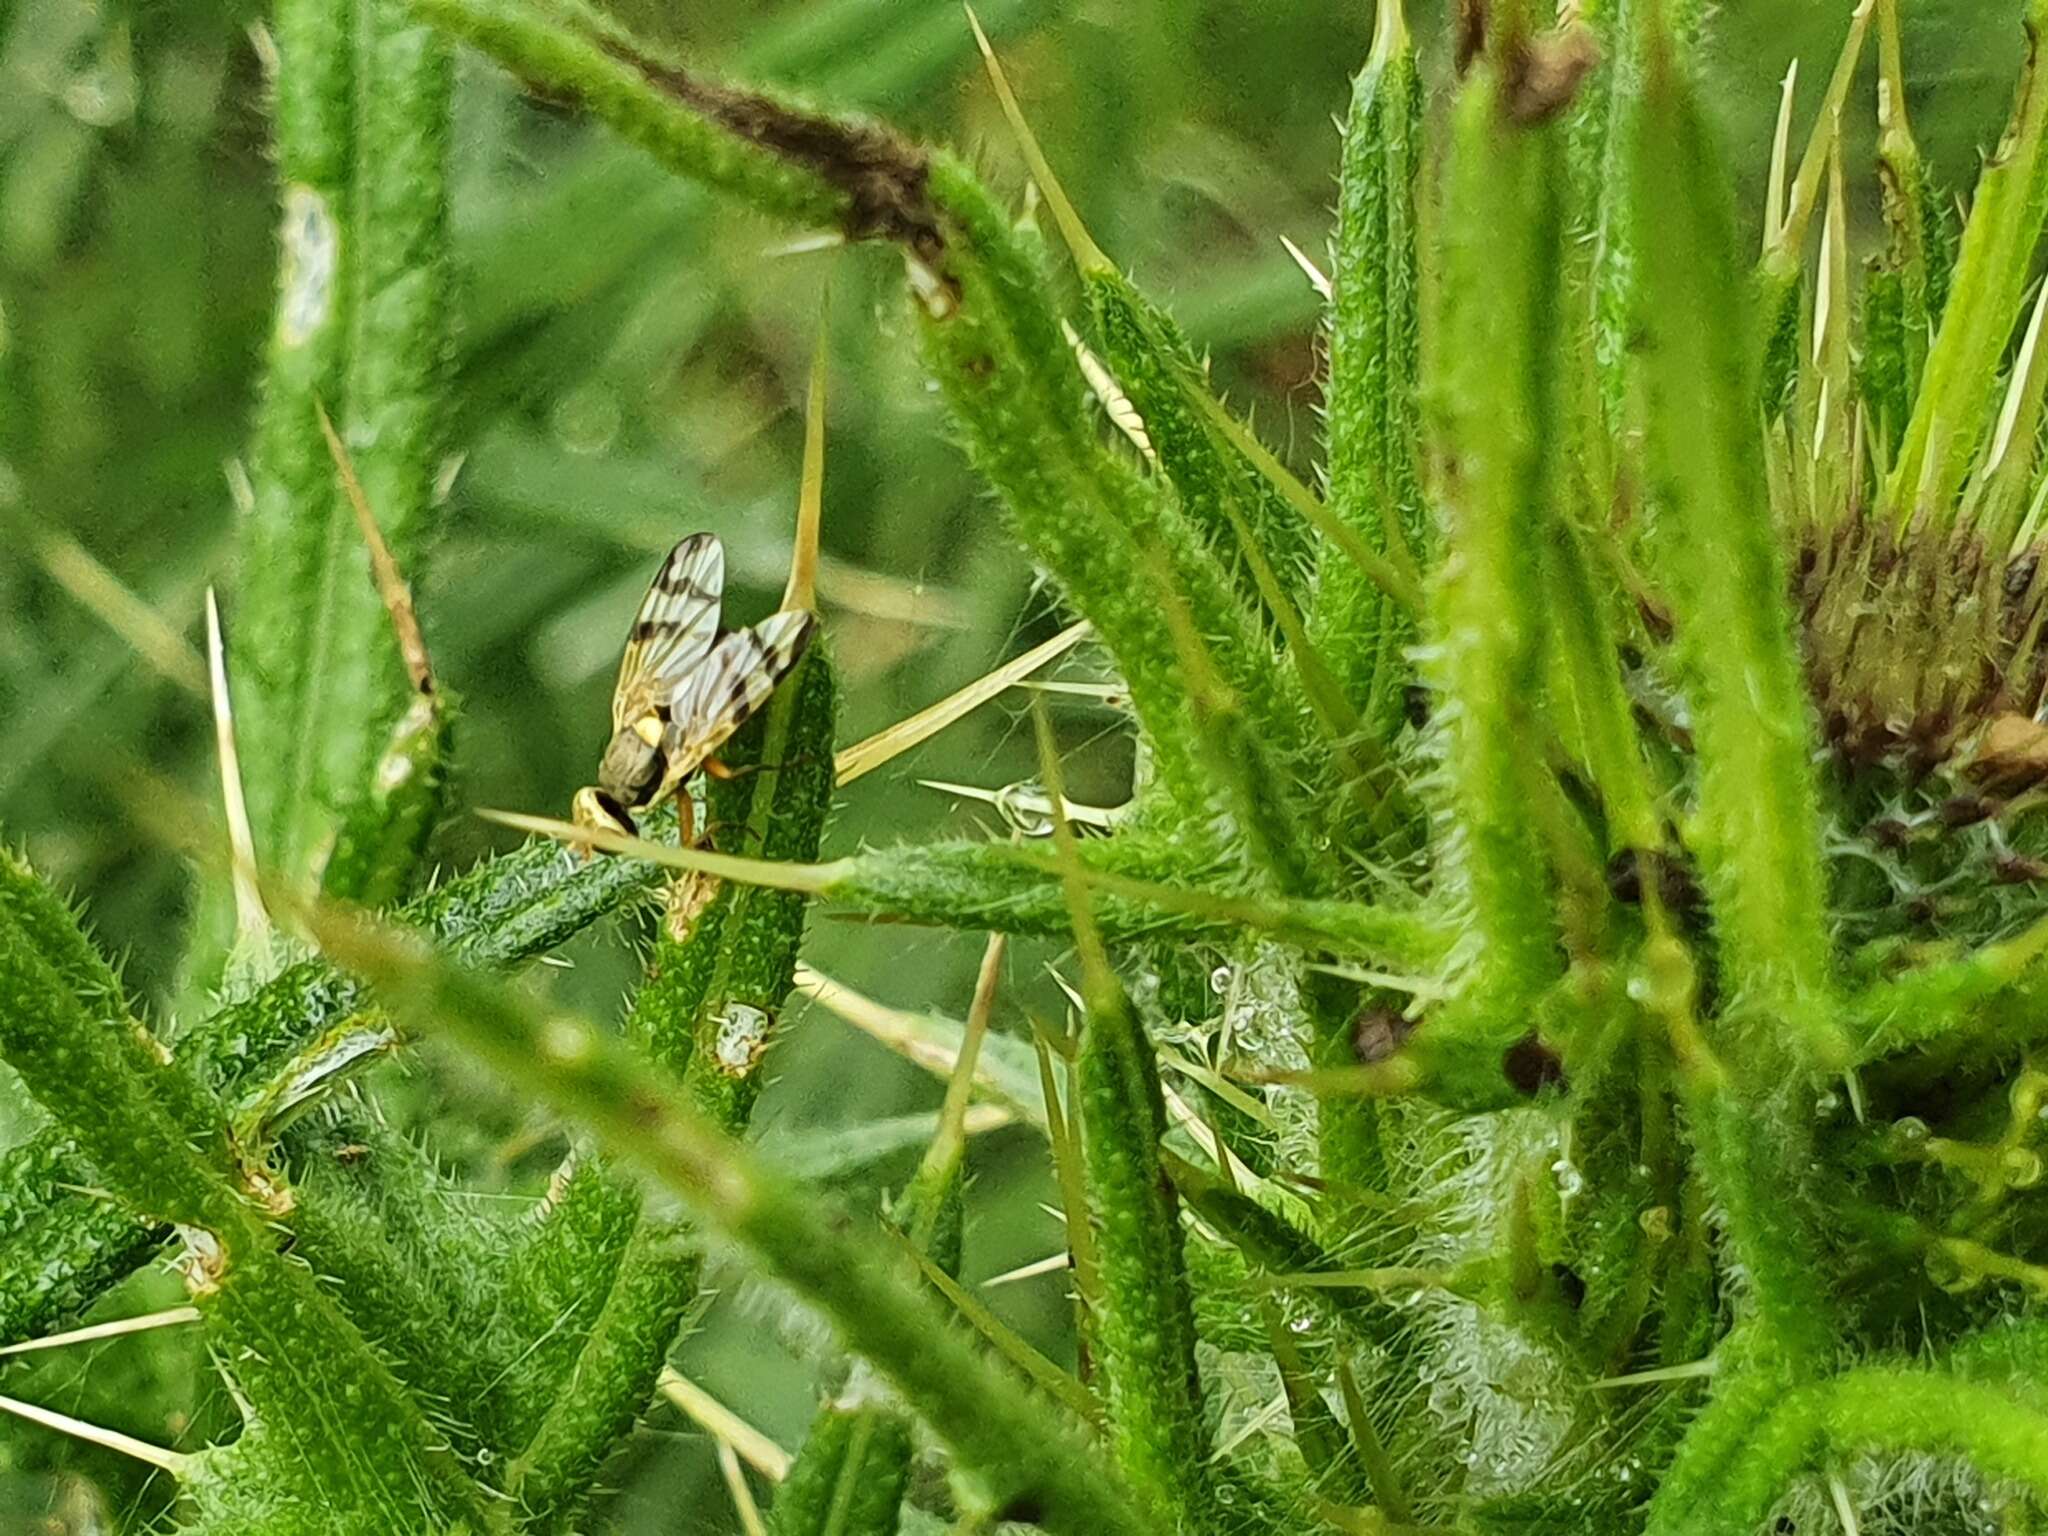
[598, 721, 666, 805]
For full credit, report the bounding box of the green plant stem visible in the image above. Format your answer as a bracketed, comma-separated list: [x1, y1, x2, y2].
[1085, 272, 1315, 616]
[1075, 970, 1211, 1524]
[1629, 10, 1839, 1061]
[907, 154, 1223, 814]
[411, 0, 850, 231]
[849, 841, 1449, 962]
[1414, 28, 1566, 1095]
[308, 912, 1155, 1536]
[0, 861, 491, 1531]
[236, 0, 453, 917]
[1319, 0, 1425, 736]
[499, 816, 1455, 970]
[1647, 1365, 2048, 1535]
[286, 1110, 509, 1446]
[0, 829, 661, 1345]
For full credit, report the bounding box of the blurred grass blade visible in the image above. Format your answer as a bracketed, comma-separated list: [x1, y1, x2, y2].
[26, 526, 205, 695]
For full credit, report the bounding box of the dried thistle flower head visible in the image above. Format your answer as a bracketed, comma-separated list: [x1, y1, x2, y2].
[1799, 517, 2048, 798]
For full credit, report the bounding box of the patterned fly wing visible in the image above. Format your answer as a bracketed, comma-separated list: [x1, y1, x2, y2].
[611, 533, 725, 731]
[660, 608, 817, 780]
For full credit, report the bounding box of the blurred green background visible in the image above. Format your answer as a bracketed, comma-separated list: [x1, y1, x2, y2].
[0, 0, 2024, 1528]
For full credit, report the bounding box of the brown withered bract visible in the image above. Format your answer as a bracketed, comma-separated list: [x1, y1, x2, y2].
[1799, 516, 2048, 790]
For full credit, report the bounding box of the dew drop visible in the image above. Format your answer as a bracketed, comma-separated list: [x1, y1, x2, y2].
[1551, 1158, 1584, 1199]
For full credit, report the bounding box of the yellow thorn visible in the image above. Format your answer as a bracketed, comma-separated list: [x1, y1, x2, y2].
[317, 401, 434, 694]
[1764, 59, 1798, 254]
[205, 589, 269, 941]
[964, 5, 1112, 275]
[0, 1391, 190, 1477]
[1277, 234, 1333, 301]
[657, 1367, 791, 1482]
[833, 621, 1091, 785]
[979, 1251, 1071, 1288]
[0, 1306, 200, 1358]
[784, 292, 830, 615]
[917, 777, 1127, 834]
[920, 932, 1007, 1183]
[1763, 0, 1873, 274]
[1587, 1356, 1718, 1390]
[475, 807, 844, 893]
[717, 1439, 769, 1536]
[1986, 278, 2048, 480]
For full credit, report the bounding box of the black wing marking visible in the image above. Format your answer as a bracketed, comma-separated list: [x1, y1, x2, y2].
[612, 533, 725, 730]
[662, 609, 816, 777]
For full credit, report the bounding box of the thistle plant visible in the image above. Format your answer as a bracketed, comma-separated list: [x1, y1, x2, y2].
[6, 0, 2048, 1532]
